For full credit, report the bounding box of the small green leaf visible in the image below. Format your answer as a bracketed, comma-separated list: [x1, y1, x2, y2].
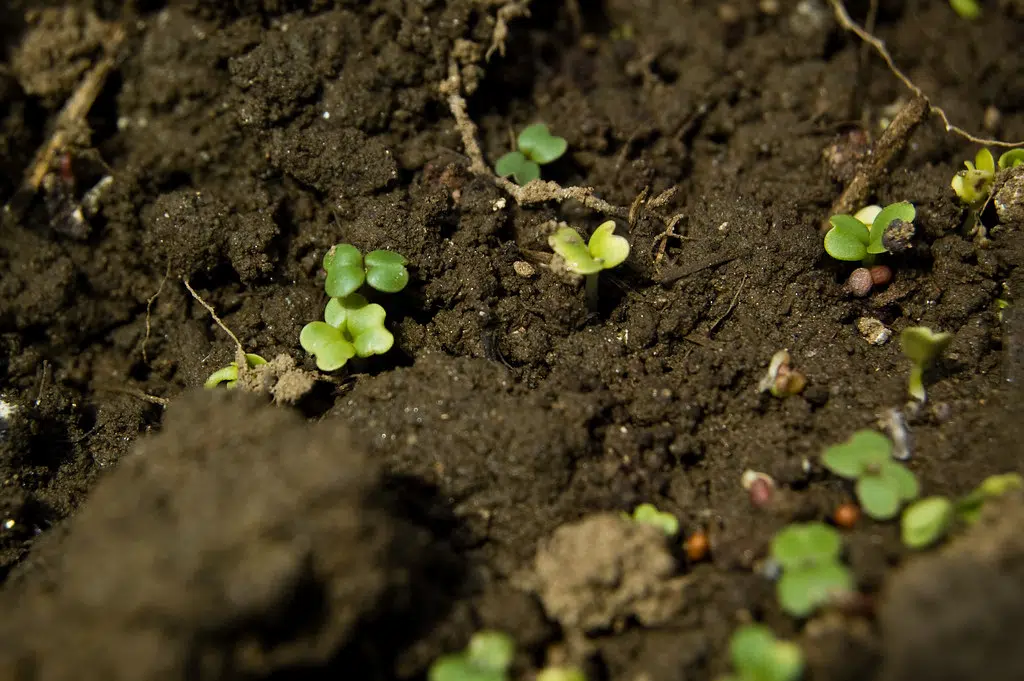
[299, 321, 355, 371]
[513, 160, 541, 185]
[587, 220, 630, 269]
[824, 215, 870, 262]
[323, 244, 366, 298]
[957, 473, 1024, 523]
[324, 297, 348, 328]
[631, 503, 679, 536]
[344, 294, 394, 357]
[998, 149, 1024, 169]
[517, 123, 568, 165]
[364, 249, 409, 293]
[777, 562, 853, 618]
[770, 522, 842, 568]
[204, 364, 239, 389]
[466, 631, 515, 672]
[821, 430, 892, 479]
[495, 151, 527, 179]
[549, 226, 602, 275]
[730, 625, 802, 681]
[881, 460, 920, 503]
[901, 326, 952, 367]
[902, 496, 954, 549]
[869, 202, 914, 253]
[857, 474, 901, 520]
[949, 0, 981, 19]
[974, 148, 995, 173]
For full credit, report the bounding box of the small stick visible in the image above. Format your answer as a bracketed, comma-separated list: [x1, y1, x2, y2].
[824, 95, 929, 231]
[182, 277, 245, 354]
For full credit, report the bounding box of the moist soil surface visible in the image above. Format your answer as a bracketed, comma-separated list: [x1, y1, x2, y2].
[1, 1, 1024, 680]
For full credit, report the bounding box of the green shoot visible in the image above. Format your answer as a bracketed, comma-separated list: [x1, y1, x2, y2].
[300, 294, 394, 372]
[323, 243, 409, 298]
[495, 123, 568, 185]
[949, 0, 981, 19]
[824, 202, 914, 264]
[719, 624, 804, 681]
[429, 631, 514, 681]
[900, 326, 952, 402]
[770, 522, 853, 618]
[203, 353, 267, 389]
[548, 220, 630, 311]
[629, 503, 680, 536]
[821, 430, 919, 520]
[951, 147, 1024, 209]
[901, 497, 954, 549]
[956, 472, 1023, 524]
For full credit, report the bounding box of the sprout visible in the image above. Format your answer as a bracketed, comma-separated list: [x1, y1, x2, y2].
[951, 147, 1024, 209]
[770, 522, 854, 618]
[900, 326, 952, 402]
[323, 243, 409, 298]
[949, 0, 981, 19]
[536, 667, 586, 681]
[203, 353, 267, 389]
[494, 123, 568, 185]
[824, 201, 915, 265]
[548, 220, 630, 311]
[429, 631, 514, 681]
[720, 624, 804, 681]
[299, 294, 394, 372]
[629, 503, 679, 536]
[901, 496, 954, 549]
[956, 472, 1024, 524]
[821, 430, 920, 520]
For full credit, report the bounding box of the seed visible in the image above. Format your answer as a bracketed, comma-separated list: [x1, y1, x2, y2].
[833, 502, 860, 528]
[869, 265, 892, 286]
[749, 478, 774, 507]
[684, 530, 710, 562]
[847, 268, 873, 297]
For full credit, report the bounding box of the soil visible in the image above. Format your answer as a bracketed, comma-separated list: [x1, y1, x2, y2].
[1, 1, 1023, 680]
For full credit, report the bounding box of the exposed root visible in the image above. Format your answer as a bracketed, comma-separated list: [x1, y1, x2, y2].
[182, 277, 245, 355]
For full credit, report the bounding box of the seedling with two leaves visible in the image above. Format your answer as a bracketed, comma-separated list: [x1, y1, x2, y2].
[901, 472, 1023, 549]
[204, 353, 267, 389]
[627, 503, 679, 536]
[770, 522, 854, 618]
[824, 202, 915, 265]
[718, 624, 804, 681]
[821, 430, 920, 520]
[429, 631, 514, 681]
[951, 147, 1024, 209]
[299, 244, 409, 372]
[495, 123, 567, 185]
[548, 220, 630, 311]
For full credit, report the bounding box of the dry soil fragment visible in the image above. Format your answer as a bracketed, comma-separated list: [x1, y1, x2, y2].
[532, 513, 688, 632]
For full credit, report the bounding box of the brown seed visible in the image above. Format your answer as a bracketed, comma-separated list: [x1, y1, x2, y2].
[846, 267, 873, 297]
[869, 265, 892, 287]
[684, 530, 710, 562]
[833, 502, 860, 529]
[748, 477, 774, 507]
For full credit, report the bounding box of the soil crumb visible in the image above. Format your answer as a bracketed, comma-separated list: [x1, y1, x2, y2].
[0, 390, 394, 681]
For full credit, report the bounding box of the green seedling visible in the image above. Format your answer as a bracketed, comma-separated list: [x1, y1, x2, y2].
[770, 522, 854, 618]
[824, 202, 915, 264]
[901, 496, 954, 549]
[323, 243, 409, 298]
[822, 430, 920, 520]
[629, 503, 680, 536]
[951, 147, 1024, 208]
[956, 472, 1023, 524]
[495, 123, 568, 185]
[203, 353, 267, 389]
[548, 220, 630, 311]
[949, 0, 981, 19]
[719, 624, 804, 681]
[429, 631, 514, 681]
[537, 666, 586, 681]
[300, 294, 394, 371]
[900, 326, 952, 402]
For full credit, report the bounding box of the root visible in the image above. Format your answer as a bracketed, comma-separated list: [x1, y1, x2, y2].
[182, 277, 245, 355]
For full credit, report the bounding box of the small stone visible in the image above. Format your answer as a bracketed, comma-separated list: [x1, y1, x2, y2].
[847, 268, 874, 297]
[513, 261, 536, 278]
[856, 317, 891, 345]
[882, 218, 915, 253]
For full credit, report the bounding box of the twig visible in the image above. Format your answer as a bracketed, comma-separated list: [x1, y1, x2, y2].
[828, 0, 1024, 147]
[182, 277, 245, 354]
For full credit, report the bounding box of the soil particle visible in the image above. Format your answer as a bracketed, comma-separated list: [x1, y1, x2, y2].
[531, 513, 689, 633]
[0, 390, 401, 680]
[10, 8, 108, 106]
[877, 492, 1024, 681]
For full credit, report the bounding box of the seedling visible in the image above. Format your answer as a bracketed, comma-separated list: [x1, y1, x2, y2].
[770, 522, 854, 618]
[949, 0, 981, 19]
[548, 220, 630, 311]
[900, 326, 952, 402]
[429, 631, 514, 681]
[951, 148, 1024, 209]
[537, 666, 586, 681]
[322, 243, 409, 298]
[204, 353, 267, 389]
[821, 430, 919, 520]
[719, 624, 804, 681]
[956, 472, 1023, 524]
[300, 294, 394, 371]
[824, 202, 915, 264]
[901, 496, 954, 549]
[495, 123, 567, 185]
[629, 503, 679, 536]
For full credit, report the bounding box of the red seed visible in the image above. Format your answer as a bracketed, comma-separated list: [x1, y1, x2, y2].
[833, 502, 860, 528]
[847, 268, 873, 297]
[749, 478, 774, 507]
[685, 530, 710, 562]
[869, 265, 892, 287]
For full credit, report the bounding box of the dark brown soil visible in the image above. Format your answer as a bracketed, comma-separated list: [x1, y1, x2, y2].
[1, 1, 1023, 679]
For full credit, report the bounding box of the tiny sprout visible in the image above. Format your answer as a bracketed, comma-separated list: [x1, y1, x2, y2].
[537, 666, 586, 681]
[757, 350, 806, 397]
[951, 147, 1024, 208]
[548, 220, 630, 311]
[495, 123, 568, 185]
[323, 244, 409, 298]
[721, 624, 804, 681]
[824, 201, 915, 265]
[900, 326, 952, 402]
[949, 0, 981, 19]
[956, 472, 1023, 524]
[630, 503, 680, 536]
[901, 496, 954, 549]
[429, 630, 514, 681]
[770, 522, 853, 618]
[821, 430, 920, 520]
[203, 353, 267, 389]
[300, 294, 394, 372]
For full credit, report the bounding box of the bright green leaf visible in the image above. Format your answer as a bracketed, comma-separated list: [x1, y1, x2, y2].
[770, 522, 842, 568]
[869, 202, 914, 250]
[857, 474, 901, 520]
[344, 294, 393, 357]
[324, 296, 348, 328]
[777, 562, 853, 618]
[495, 151, 527, 179]
[323, 244, 366, 298]
[949, 0, 981, 19]
[466, 631, 515, 672]
[517, 123, 568, 164]
[901, 326, 952, 367]
[824, 215, 870, 262]
[998, 149, 1024, 169]
[730, 625, 804, 681]
[902, 496, 954, 549]
[631, 503, 679, 536]
[821, 430, 892, 479]
[365, 249, 410, 293]
[881, 460, 920, 503]
[299, 321, 355, 371]
[588, 220, 630, 269]
[549, 226, 602, 275]
[974, 148, 995, 173]
[513, 160, 541, 185]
